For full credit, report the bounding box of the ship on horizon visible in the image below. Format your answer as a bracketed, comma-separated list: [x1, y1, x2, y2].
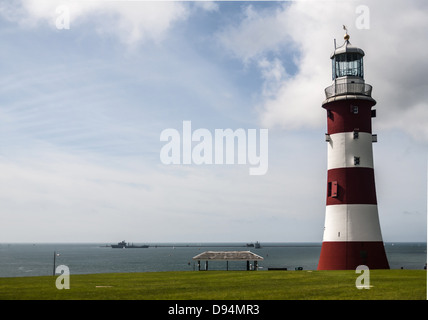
[111, 240, 149, 248]
[246, 241, 261, 249]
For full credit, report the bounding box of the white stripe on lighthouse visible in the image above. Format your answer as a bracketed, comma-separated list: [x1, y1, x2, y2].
[327, 132, 374, 170]
[322, 204, 383, 242]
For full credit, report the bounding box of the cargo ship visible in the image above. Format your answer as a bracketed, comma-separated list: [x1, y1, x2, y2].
[246, 241, 261, 249]
[111, 240, 149, 248]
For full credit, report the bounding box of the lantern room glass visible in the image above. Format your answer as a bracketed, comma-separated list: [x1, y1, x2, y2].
[332, 53, 364, 79]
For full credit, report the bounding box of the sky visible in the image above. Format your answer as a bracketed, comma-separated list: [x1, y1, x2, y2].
[0, 0, 426, 243]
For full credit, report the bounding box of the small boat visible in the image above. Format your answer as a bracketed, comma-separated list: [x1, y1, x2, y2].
[111, 240, 149, 248]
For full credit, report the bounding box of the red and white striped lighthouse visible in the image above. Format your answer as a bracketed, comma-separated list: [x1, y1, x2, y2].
[317, 31, 389, 270]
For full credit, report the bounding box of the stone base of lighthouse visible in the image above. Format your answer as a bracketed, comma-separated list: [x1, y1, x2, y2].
[318, 241, 389, 270]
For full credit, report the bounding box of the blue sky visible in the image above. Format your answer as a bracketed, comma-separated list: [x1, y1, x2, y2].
[0, 0, 426, 243]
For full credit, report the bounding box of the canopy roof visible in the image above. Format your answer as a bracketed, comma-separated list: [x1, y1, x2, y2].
[331, 40, 365, 58]
[192, 251, 264, 261]
[331, 32, 365, 59]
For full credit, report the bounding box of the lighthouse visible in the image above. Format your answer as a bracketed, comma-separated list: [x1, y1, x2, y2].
[317, 30, 389, 270]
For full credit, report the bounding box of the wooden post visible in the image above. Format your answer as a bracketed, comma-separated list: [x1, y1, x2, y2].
[53, 251, 56, 276]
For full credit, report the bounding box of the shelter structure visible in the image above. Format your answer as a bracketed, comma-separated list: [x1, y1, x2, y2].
[193, 251, 263, 271]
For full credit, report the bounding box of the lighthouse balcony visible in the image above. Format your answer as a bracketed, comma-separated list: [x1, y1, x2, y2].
[325, 82, 372, 99]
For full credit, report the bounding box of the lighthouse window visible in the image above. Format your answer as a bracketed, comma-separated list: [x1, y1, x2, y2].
[333, 53, 364, 79]
[353, 129, 359, 139]
[351, 105, 359, 114]
[354, 156, 360, 165]
[325, 134, 331, 142]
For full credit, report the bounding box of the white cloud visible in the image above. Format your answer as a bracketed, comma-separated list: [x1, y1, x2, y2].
[217, 2, 352, 129]
[1, 0, 190, 45]
[193, 1, 219, 13]
[258, 57, 287, 97]
[217, 4, 291, 63]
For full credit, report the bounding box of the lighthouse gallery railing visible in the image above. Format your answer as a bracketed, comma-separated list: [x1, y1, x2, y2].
[325, 83, 372, 99]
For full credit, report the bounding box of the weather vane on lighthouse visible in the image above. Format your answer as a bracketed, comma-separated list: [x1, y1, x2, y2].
[317, 28, 390, 270]
[343, 25, 350, 40]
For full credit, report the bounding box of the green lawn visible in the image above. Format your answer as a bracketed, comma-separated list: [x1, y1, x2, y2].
[0, 270, 426, 300]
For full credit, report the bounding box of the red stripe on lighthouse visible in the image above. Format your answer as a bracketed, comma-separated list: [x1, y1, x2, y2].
[325, 99, 375, 135]
[326, 167, 377, 205]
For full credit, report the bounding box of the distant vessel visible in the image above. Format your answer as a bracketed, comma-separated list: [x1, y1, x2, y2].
[111, 241, 149, 248]
[246, 241, 261, 249]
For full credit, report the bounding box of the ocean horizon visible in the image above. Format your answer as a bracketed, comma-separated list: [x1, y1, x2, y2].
[0, 242, 426, 278]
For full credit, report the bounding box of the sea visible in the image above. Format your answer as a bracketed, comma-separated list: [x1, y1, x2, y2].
[0, 242, 426, 278]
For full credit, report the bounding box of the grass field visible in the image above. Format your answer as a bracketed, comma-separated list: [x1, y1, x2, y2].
[0, 270, 426, 300]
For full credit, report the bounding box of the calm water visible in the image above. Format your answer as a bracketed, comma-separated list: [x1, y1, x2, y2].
[0, 242, 426, 277]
